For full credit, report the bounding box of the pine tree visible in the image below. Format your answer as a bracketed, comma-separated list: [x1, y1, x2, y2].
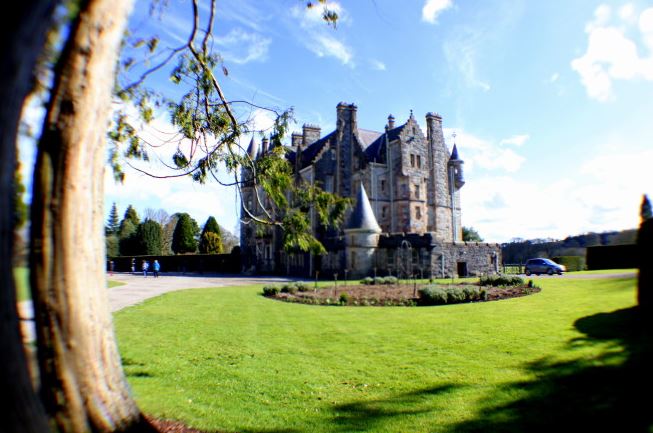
[199, 216, 223, 254]
[641, 194, 652, 223]
[106, 203, 120, 235]
[118, 219, 138, 256]
[136, 219, 164, 255]
[172, 213, 199, 254]
[119, 204, 140, 232]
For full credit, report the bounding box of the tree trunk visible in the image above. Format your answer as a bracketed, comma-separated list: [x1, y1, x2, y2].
[29, 0, 155, 431]
[0, 2, 56, 432]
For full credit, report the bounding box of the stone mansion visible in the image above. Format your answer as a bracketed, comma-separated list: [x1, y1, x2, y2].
[240, 102, 501, 279]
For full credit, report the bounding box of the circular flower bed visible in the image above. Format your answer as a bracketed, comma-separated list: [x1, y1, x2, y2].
[262, 276, 540, 307]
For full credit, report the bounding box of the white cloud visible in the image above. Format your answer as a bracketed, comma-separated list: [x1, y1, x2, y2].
[370, 59, 387, 71]
[444, 128, 526, 173]
[290, 1, 355, 66]
[499, 134, 530, 147]
[549, 72, 560, 83]
[422, 0, 453, 24]
[461, 146, 653, 243]
[312, 34, 353, 65]
[216, 29, 271, 64]
[619, 3, 636, 22]
[572, 5, 653, 101]
[443, 31, 491, 92]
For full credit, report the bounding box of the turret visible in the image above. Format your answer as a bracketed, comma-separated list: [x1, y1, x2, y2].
[344, 184, 381, 278]
[448, 144, 465, 189]
[246, 137, 258, 160]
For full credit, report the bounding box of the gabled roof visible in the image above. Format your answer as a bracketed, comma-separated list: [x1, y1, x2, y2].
[346, 184, 381, 232]
[363, 125, 405, 161]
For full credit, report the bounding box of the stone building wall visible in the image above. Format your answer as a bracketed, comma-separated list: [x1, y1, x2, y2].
[430, 242, 501, 278]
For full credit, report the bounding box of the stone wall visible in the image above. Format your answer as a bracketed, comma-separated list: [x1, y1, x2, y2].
[429, 242, 501, 278]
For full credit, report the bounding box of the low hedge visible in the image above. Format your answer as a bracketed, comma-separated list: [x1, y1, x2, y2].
[418, 285, 486, 305]
[360, 276, 399, 285]
[479, 275, 524, 287]
[552, 256, 586, 272]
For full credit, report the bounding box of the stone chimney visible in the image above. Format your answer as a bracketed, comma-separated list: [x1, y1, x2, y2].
[336, 102, 358, 132]
[261, 136, 269, 154]
[302, 124, 321, 146]
[425, 112, 442, 141]
[291, 132, 303, 149]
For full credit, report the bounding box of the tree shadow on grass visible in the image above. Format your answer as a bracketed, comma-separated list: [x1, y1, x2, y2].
[448, 306, 653, 433]
[330, 384, 459, 432]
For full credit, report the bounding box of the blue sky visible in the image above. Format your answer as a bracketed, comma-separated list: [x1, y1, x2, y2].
[23, 0, 653, 243]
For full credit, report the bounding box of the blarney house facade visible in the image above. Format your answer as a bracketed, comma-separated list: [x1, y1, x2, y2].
[240, 102, 501, 279]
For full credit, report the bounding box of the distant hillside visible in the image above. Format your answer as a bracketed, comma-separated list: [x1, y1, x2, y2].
[501, 229, 637, 264]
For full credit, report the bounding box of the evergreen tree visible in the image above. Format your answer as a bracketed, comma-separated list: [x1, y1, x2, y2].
[200, 231, 223, 254]
[118, 219, 138, 256]
[106, 235, 119, 257]
[119, 204, 140, 233]
[199, 216, 223, 253]
[172, 213, 199, 254]
[641, 194, 652, 223]
[106, 203, 120, 235]
[462, 226, 484, 242]
[136, 219, 164, 255]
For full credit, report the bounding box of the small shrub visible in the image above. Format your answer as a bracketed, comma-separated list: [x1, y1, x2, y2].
[374, 276, 386, 285]
[295, 282, 310, 292]
[479, 275, 524, 287]
[462, 285, 480, 301]
[480, 288, 488, 301]
[280, 283, 297, 294]
[360, 277, 374, 285]
[445, 287, 465, 303]
[339, 293, 350, 305]
[384, 276, 398, 285]
[262, 285, 279, 296]
[418, 286, 448, 305]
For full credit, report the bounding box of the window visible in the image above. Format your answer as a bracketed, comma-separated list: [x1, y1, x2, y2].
[416, 155, 421, 168]
[410, 154, 415, 167]
[401, 183, 408, 197]
[325, 175, 334, 193]
[380, 179, 386, 192]
[382, 206, 387, 219]
[415, 184, 420, 199]
[416, 206, 422, 220]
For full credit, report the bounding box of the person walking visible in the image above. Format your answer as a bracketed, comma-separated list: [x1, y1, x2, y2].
[142, 260, 149, 277]
[153, 259, 160, 278]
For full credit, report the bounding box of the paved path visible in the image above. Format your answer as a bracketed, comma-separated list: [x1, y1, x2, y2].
[107, 272, 295, 311]
[517, 271, 637, 280]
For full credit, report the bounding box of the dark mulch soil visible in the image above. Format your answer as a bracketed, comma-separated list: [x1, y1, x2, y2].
[272, 283, 540, 305]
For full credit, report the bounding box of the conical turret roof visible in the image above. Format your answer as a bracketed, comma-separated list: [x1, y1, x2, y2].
[450, 143, 460, 160]
[346, 184, 381, 233]
[246, 137, 258, 159]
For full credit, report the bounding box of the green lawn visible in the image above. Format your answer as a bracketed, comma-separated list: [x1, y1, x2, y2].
[14, 267, 124, 301]
[114, 276, 649, 433]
